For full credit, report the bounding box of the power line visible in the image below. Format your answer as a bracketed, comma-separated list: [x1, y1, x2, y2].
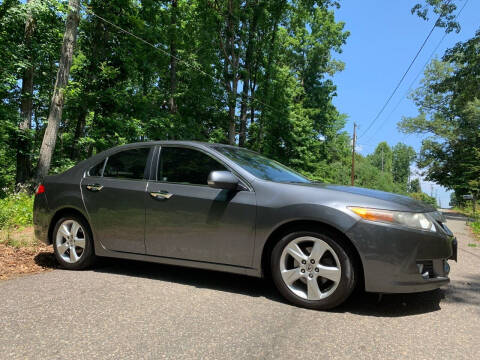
[358, 1, 453, 140]
[83, 7, 213, 81]
[364, 0, 469, 145]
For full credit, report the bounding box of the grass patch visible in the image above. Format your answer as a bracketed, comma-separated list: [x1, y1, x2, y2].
[0, 192, 35, 248]
[0, 193, 54, 280]
[0, 192, 33, 229]
[0, 227, 38, 248]
[454, 205, 480, 241]
[470, 221, 480, 237]
[468, 243, 478, 247]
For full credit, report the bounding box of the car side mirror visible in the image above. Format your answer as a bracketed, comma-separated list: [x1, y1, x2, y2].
[207, 171, 240, 190]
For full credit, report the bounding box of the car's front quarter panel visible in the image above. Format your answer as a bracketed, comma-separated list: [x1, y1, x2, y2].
[252, 181, 360, 270]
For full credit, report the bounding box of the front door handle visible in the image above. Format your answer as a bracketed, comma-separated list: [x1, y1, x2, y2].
[86, 183, 103, 192]
[149, 191, 173, 200]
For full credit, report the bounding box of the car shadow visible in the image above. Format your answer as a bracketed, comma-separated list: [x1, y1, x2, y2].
[91, 257, 463, 317]
[35, 254, 478, 317]
[334, 289, 445, 317]
[93, 257, 283, 301]
[34, 251, 58, 269]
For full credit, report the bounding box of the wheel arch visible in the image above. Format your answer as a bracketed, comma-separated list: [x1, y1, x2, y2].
[260, 220, 364, 288]
[47, 207, 92, 245]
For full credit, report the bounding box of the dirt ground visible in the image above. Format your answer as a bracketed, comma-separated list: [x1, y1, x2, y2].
[0, 227, 56, 281]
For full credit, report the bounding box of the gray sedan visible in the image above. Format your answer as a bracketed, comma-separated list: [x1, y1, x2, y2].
[33, 141, 457, 309]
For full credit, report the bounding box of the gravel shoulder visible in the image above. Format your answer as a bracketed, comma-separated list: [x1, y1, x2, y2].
[1, 211, 479, 359]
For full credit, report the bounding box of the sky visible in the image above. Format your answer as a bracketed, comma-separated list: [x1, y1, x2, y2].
[330, 0, 479, 208]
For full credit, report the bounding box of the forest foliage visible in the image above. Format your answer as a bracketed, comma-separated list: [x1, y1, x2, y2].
[1, 0, 465, 209]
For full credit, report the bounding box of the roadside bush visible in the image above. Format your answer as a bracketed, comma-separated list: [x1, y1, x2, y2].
[453, 203, 479, 240]
[0, 192, 34, 230]
[471, 221, 480, 236]
[408, 192, 437, 208]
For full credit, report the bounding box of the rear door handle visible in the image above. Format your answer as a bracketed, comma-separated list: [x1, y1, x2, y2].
[86, 183, 103, 192]
[149, 191, 173, 200]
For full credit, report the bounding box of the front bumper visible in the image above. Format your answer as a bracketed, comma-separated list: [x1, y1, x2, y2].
[346, 220, 456, 294]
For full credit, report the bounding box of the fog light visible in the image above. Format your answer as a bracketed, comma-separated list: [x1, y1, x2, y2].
[444, 260, 450, 276]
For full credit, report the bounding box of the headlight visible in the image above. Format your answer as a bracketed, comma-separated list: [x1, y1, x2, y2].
[348, 207, 436, 232]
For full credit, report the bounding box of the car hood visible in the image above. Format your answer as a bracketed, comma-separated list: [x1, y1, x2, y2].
[288, 183, 436, 213]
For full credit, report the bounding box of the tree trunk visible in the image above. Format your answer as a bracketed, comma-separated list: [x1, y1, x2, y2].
[256, 17, 279, 150]
[213, 0, 241, 145]
[238, 1, 259, 147]
[249, 46, 260, 133]
[238, 82, 249, 147]
[36, 0, 80, 180]
[226, 0, 239, 145]
[16, 0, 35, 185]
[70, 108, 87, 160]
[169, 0, 178, 114]
[228, 79, 238, 145]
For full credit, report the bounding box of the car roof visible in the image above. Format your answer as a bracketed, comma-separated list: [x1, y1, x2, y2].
[110, 140, 237, 151]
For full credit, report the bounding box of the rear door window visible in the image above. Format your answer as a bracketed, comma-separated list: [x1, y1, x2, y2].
[103, 147, 151, 180]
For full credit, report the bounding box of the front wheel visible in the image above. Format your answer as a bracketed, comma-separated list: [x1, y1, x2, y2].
[53, 215, 96, 270]
[271, 230, 356, 310]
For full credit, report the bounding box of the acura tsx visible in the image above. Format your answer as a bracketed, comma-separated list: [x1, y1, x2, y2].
[33, 141, 457, 309]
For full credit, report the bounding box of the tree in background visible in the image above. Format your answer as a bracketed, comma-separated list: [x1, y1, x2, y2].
[409, 178, 421, 193]
[368, 142, 393, 173]
[392, 143, 416, 190]
[1, 0, 353, 186]
[36, 0, 80, 180]
[16, 0, 35, 185]
[411, 0, 461, 34]
[0, 0, 456, 207]
[398, 35, 480, 201]
[0, 0, 63, 192]
[406, 0, 480, 202]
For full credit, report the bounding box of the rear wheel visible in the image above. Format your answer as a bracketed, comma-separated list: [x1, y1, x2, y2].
[53, 215, 96, 270]
[271, 230, 356, 310]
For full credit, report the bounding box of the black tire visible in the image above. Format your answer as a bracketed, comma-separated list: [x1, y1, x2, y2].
[271, 230, 356, 310]
[52, 214, 96, 270]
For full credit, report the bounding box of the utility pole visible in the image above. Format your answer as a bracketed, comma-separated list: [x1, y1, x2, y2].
[351, 123, 356, 186]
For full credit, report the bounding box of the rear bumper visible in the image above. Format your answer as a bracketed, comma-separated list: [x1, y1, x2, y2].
[33, 193, 50, 245]
[346, 220, 456, 294]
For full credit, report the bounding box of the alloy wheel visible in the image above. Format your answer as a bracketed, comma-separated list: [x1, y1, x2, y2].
[279, 236, 341, 300]
[55, 219, 86, 263]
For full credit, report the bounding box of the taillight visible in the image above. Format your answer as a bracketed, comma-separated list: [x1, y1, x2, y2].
[36, 184, 45, 195]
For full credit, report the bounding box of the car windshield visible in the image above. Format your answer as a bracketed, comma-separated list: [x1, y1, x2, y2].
[213, 146, 311, 183]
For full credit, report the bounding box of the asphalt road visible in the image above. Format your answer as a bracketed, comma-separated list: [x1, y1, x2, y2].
[1, 211, 479, 359]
